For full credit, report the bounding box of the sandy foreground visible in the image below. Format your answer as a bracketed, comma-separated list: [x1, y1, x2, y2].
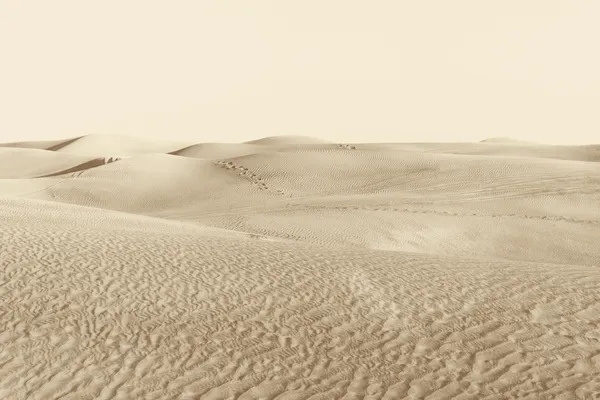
[1, 134, 599, 399]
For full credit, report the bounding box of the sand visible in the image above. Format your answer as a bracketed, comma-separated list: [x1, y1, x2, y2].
[1, 134, 599, 399]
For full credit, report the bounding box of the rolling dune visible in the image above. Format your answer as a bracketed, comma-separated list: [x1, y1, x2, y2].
[170, 143, 268, 160]
[1, 135, 599, 399]
[243, 135, 332, 146]
[0, 134, 193, 158]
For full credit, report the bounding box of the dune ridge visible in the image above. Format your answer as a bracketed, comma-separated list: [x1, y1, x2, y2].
[243, 135, 332, 146]
[479, 136, 537, 144]
[1, 134, 600, 399]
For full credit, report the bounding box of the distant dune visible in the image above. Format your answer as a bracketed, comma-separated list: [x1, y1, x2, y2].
[361, 141, 600, 163]
[0, 137, 79, 151]
[0, 134, 193, 157]
[170, 142, 265, 159]
[244, 134, 332, 146]
[1, 134, 599, 399]
[479, 136, 537, 144]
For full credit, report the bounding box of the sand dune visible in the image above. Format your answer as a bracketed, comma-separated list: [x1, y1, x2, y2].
[358, 142, 600, 163]
[4, 134, 192, 157]
[0, 147, 101, 179]
[0, 137, 78, 151]
[170, 143, 267, 159]
[479, 136, 537, 144]
[1, 135, 600, 399]
[244, 135, 332, 146]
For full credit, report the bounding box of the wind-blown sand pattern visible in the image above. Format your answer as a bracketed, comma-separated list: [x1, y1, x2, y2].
[1, 134, 600, 399]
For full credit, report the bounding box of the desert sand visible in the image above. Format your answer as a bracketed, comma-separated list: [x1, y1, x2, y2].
[1, 134, 599, 399]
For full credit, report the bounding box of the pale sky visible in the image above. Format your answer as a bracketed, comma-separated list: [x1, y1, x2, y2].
[1, 1, 598, 145]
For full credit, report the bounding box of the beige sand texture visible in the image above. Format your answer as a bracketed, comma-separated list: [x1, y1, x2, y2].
[1, 135, 600, 399]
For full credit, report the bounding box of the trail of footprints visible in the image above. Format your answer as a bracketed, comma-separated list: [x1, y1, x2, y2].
[214, 160, 289, 197]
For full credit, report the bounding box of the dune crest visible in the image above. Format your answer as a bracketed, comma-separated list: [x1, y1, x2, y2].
[0, 136, 82, 151]
[170, 142, 265, 159]
[1, 134, 191, 157]
[49, 134, 192, 157]
[480, 136, 537, 144]
[244, 134, 332, 146]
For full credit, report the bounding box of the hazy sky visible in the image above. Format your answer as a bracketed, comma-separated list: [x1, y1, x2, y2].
[1, 1, 598, 144]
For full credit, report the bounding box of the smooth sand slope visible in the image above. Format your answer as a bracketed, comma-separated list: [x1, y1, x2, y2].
[1, 135, 599, 399]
